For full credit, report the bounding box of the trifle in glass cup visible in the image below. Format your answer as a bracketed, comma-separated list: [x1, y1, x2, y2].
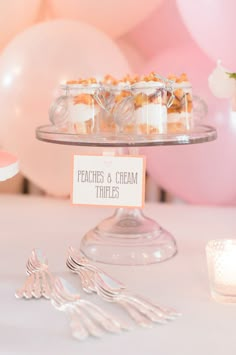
[166, 73, 193, 133]
[100, 75, 134, 134]
[131, 73, 168, 135]
[49, 78, 103, 134]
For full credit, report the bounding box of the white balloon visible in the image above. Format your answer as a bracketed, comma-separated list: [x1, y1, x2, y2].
[208, 60, 236, 99]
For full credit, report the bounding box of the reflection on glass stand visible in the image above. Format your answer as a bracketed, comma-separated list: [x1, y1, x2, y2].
[81, 205, 177, 265]
[36, 124, 216, 265]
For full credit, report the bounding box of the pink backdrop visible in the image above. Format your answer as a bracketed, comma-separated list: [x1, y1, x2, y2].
[0, 0, 234, 204]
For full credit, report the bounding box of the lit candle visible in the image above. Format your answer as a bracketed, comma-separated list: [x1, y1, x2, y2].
[206, 239, 236, 303]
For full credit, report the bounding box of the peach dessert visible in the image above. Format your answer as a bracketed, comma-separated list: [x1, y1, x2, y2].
[166, 73, 193, 133]
[65, 78, 100, 134]
[131, 72, 168, 135]
[101, 75, 133, 133]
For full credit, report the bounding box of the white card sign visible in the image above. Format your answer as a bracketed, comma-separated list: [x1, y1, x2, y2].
[72, 154, 146, 208]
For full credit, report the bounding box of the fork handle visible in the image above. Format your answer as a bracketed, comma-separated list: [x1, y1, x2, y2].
[79, 299, 130, 332]
[31, 272, 42, 298]
[69, 312, 89, 341]
[118, 300, 153, 328]
[119, 295, 168, 324]
[15, 274, 34, 299]
[124, 291, 180, 317]
[41, 271, 51, 299]
[73, 305, 104, 338]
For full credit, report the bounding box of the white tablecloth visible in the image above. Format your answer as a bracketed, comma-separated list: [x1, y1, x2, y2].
[1, 195, 236, 354]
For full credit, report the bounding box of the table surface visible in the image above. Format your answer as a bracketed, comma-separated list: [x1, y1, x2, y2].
[1, 195, 236, 355]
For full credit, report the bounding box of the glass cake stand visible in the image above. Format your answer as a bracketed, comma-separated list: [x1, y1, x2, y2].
[36, 124, 216, 265]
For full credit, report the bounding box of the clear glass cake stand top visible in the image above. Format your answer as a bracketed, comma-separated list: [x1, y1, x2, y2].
[36, 124, 217, 265]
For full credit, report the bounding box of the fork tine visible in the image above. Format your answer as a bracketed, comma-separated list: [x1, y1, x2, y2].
[26, 259, 37, 274]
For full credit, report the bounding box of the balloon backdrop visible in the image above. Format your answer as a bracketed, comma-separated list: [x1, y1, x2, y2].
[117, 38, 145, 74]
[48, 0, 163, 38]
[0, 0, 41, 50]
[143, 100, 236, 205]
[0, 20, 131, 196]
[125, 0, 192, 59]
[37, 0, 51, 22]
[142, 44, 236, 205]
[177, 0, 236, 70]
[144, 42, 213, 87]
[208, 61, 236, 99]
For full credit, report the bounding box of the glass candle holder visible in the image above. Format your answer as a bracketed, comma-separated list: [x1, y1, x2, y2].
[206, 239, 236, 303]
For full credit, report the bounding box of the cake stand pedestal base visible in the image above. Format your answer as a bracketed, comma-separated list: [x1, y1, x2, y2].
[80, 207, 177, 265]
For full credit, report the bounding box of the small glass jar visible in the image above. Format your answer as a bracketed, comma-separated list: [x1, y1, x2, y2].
[99, 83, 133, 134]
[49, 83, 103, 134]
[131, 81, 167, 135]
[166, 82, 193, 133]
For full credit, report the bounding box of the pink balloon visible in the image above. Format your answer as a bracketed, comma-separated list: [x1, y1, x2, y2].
[0, 0, 41, 50]
[48, 0, 163, 38]
[142, 44, 236, 205]
[0, 20, 130, 196]
[124, 0, 193, 59]
[177, 0, 236, 70]
[144, 42, 213, 87]
[37, 1, 51, 22]
[116, 38, 145, 74]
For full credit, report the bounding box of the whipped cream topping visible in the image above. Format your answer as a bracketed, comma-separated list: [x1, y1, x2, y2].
[172, 81, 192, 94]
[69, 103, 99, 122]
[134, 103, 167, 130]
[117, 81, 131, 88]
[107, 81, 131, 94]
[62, 83, 100, 95]
[132, 81, 164, 96]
